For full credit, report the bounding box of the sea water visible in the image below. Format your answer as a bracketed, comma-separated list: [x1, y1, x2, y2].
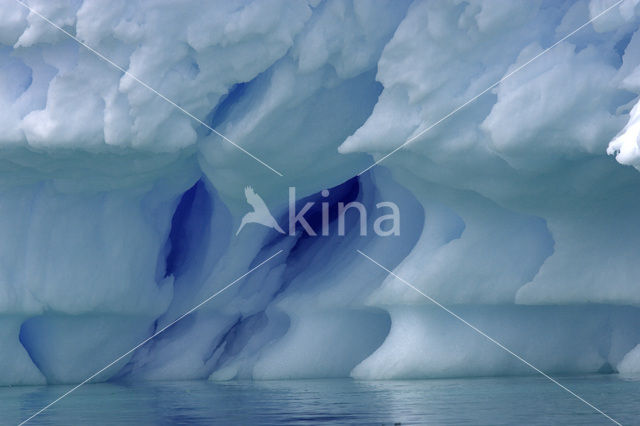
[3, 375, 639, 425]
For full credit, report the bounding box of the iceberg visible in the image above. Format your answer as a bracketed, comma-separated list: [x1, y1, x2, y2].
[1, 0, 640, 385]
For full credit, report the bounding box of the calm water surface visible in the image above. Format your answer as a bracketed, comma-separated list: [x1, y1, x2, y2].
[2, 375, 639, 425]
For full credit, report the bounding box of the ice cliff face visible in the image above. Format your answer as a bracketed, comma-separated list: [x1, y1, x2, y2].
[1, 0, 640, 385]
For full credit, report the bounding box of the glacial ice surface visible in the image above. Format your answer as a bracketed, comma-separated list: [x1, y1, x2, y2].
[1, 0, 640, 384]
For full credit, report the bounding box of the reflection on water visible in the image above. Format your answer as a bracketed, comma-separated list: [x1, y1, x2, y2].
[3, 375, 640, 425]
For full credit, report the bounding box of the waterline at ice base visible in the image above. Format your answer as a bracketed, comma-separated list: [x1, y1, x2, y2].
[2, 0, 640, 390]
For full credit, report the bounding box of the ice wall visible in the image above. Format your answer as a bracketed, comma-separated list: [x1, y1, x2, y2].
[1, 0, 640, 384]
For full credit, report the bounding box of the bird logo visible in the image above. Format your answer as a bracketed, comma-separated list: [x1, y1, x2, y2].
[236, 186, 286, 235]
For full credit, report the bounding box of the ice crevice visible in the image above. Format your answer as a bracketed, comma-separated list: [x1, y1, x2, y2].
[2, 0, 640, 383]
[111, 171, 422, 382]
